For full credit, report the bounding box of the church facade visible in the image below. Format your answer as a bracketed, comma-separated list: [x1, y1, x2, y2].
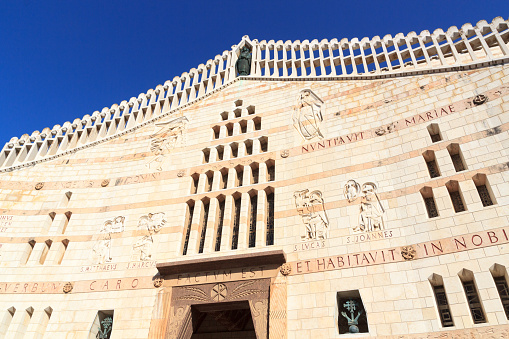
[0, 17, 509, 338]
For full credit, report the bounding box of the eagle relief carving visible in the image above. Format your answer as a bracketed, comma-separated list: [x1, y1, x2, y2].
[146, 116, 188, 171]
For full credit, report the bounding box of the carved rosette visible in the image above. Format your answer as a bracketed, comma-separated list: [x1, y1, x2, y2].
[101, 179, 110, 187]
[177, 170, 185, 177]
[473, 94, 488, 106]
[280, 263, 292, 276]
[211, 283, 228, 301]
[280, 150, 290, 158]
[63, 282, 73, 294]
[401, 245, 417, 261]
[35, 182, 44, 190]
[153, 277, 164, 288]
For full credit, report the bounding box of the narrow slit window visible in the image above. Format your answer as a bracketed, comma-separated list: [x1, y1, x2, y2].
[198, 201, 210, 254]
[212, 126, 220, 140]
[240, 121, 247, 134]
[206, 172, 214, 192]
[182, 202, 194, 255]
[248, 193, 258, 248]
[230, 143, 238, 158]
[473, 173, 496, 207]
[221, 169, 228, 189]
[423, 150, 440, 178]
[216, 146, 224, 161]
[231, 196, 241, 250]
[427, 123, 442, 142]
[245, 140, 253, 155]
[447, 143, 467, 172]
[429, 274, 454, 327]
[266, 190, 275, 246]
[446, 180, 466, 213]
[215, 199, 225, 251]
[259, 137, 268, 152]
[462, 280, 486, 323]
[253, 117, 262, 131]
[420, 187, 438, 218]
[236, 166, 244, 187]
[202, 148, 210, 163]
[251, 164, 259, 184]
[494, 276, 509, 319]
[191, 174, 199, 194]
[267, 161, 275, 182]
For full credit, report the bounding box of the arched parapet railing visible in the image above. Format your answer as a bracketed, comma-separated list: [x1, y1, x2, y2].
[1, 17, 508, 171]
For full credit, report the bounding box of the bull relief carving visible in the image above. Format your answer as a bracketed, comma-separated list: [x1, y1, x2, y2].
[294, 189, 330, 240]
[91, 216, 125, 264]
[292, 89, 325, 141]
[146, 116, 188, 171]
[345, 181, 386, 233]
[131, 212, 166, 261]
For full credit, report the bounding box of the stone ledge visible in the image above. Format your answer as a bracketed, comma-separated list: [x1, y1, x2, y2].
[156, 250, 286, 275]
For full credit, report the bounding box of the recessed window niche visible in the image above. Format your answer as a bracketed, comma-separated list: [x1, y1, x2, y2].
[337, 290, 368, 334]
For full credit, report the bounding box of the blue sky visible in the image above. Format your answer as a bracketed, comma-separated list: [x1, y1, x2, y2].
[0, 1, 507, 144]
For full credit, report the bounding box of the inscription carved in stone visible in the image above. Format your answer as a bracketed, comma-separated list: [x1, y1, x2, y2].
[292, 89, 325, 141]
[294, 189, 330, 240]
[131, 212, 166, 261]
[146, 116, 188, 171]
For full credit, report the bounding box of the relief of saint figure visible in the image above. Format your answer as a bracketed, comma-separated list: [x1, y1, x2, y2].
[91, 216, 126, 264]
[146, 116, 188, 171]
[355, 182, 385, 233]
[292, 89, 325, 141]
[344, 180, 361, 202]
[131, 212, 166, 261]
[294, 189, 330, 240]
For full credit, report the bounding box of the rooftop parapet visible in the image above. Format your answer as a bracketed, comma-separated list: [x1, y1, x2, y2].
[1, 17, 508, 171]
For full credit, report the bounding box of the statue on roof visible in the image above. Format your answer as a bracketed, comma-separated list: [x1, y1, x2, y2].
[236, 46, 252, 76]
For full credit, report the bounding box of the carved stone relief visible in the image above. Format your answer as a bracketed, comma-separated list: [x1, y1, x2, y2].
[131, 212, 166, 261]
[168, 279, 271, 339]
[146, 116, 188, 171]
[345, 181, 386, 233]
[344, 180, 361, 202]
[91, 216, 125, 264]
[292, 89, 325, 141]
[294, 189, 330, 240]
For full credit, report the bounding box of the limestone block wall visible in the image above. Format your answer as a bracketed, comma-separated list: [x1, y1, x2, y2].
[0, 34, 508, 338]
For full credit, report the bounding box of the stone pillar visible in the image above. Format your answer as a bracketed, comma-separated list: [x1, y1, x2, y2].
[196, 173, 207, 194]
[256, 190, 267, 248]
[203, 198, 218, 253]
[186, 201, 203, 255]
[259, 162, 268, 183]
[24, 307, 51, 339]
[221, 195, 234, 251]
[269, 276, 288, 339]
[247, 120, 255, 133]
[237, 192, 251, 250]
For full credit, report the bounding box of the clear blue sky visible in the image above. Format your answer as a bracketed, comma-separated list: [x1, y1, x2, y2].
[0, 1, 507, 144]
